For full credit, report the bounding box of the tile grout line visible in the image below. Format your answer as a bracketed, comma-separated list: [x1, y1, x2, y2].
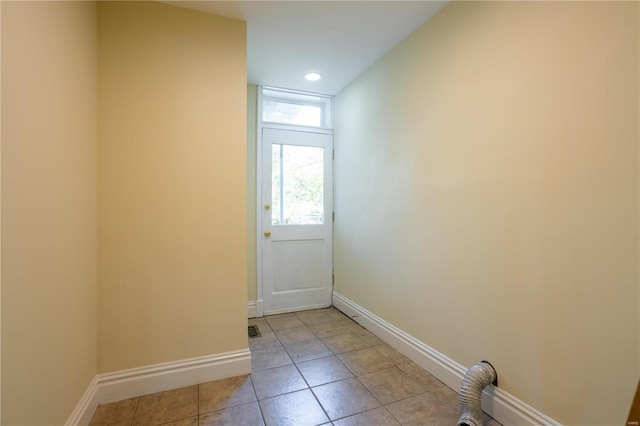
[248, 376, 268, 426]
[129, 397, 140, 426]
[258, 313, 307, 422]
[290, 348, 334, 425]
[323, 308, 457, 425]
[292, 310, 336, 424]
[257, 309, 469, 425]
[262, 309, 372, 425]
[298, 309, 385, 425]
[345, 316, 466, 424]
[350, 353, 434, 425]
[380, 404, 405, 426]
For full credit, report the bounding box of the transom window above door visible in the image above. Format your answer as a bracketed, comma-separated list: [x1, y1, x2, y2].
[261, 87, 333, 129]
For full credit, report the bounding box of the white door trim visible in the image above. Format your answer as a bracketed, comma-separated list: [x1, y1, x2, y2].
[255, 87, 264, 317]
[261, 128, 333, 314]
[256, 86, 333, 317]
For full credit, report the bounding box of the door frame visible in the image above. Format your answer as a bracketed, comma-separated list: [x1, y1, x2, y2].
[255, 86, 334, 317]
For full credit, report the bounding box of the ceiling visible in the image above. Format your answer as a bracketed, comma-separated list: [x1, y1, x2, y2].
[164, 1, 449, 95]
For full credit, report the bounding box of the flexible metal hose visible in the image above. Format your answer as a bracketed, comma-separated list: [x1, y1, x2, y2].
[457, 361, 498, 426]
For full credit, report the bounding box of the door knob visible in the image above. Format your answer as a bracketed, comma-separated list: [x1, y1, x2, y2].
[264, 204, 271, 211]
[264, 230, 271, 237]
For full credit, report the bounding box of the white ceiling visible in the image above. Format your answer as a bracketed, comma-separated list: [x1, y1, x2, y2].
[165, 1, 449, 95]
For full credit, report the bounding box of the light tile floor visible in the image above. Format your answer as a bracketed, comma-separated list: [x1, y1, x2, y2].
[90, 307, 502, 426]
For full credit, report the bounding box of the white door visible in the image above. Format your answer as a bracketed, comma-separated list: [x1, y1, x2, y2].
[261, 128, 333, 314]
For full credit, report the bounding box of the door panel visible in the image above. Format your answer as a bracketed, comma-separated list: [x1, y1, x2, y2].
[261, 128, 333, 314]
[273, 240, 323, 291]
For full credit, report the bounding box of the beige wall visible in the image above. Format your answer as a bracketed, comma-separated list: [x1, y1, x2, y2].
[98, 2, 247, 372]
[1, 2, 98, 424]
[334, 2, 639, 425]
[247, 84, 257, 302]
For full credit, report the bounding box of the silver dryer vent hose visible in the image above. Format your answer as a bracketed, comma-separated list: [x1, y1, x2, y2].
[457, 361, 498, 426]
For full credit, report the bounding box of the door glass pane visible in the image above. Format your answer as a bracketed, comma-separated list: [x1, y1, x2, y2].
[272, 144, 324, 225]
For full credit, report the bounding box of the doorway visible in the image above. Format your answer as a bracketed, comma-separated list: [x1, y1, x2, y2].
[260, 127, 333, 314]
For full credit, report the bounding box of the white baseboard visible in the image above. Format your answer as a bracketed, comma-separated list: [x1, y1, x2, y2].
[332, 292, 560, 426]
[248, 299, 264, 318]
[65, 376, 98, 426]
[248, 300, 257, 318]
[66, 349, 251, 425]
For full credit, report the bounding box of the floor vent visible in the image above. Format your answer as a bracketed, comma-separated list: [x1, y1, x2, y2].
[248, 325, 261, 338]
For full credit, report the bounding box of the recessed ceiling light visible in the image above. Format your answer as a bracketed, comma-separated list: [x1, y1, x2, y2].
[304, 72, 322, 81]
